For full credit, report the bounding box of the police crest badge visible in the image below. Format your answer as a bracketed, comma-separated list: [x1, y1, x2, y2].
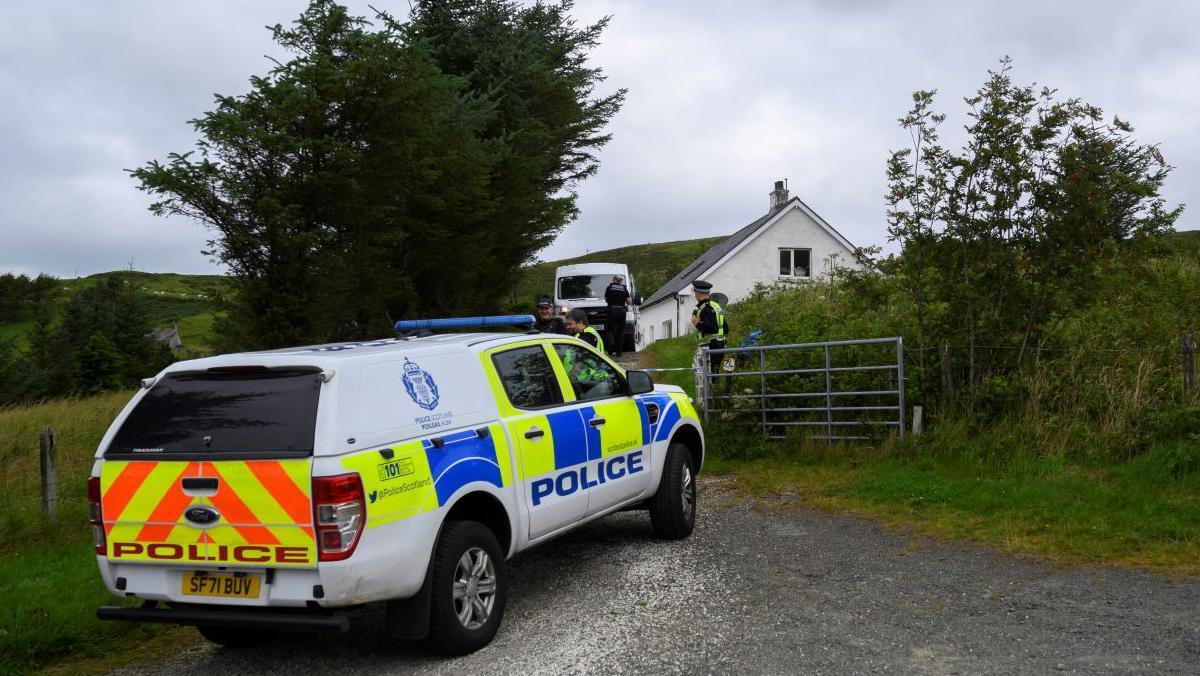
[402, 359, 440, 411]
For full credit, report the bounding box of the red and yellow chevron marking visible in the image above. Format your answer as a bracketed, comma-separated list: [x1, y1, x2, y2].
[100, 458, 316, 567]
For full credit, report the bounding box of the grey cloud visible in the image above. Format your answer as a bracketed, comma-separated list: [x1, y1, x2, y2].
[0, 1, 1195, 277]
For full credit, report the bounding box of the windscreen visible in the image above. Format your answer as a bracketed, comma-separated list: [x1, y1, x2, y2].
[106, 368, 322, 460]
[558, 275, 608, 300]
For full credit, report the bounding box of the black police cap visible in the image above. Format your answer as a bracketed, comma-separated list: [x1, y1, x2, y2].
[691, 280, 713, 291]
[536, 296, 553, 307]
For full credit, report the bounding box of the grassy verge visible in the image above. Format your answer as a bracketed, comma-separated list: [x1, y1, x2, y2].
[703, 427, 1200, 577]
[0, 392, 179, 674]
[642, 335, 698, 398]
[1, 541, 179, 674]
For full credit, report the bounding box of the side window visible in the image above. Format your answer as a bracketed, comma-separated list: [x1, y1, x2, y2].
[779, 248, 812, 277]
[492, 346, 564, 409]
[553, 344, 624, 401]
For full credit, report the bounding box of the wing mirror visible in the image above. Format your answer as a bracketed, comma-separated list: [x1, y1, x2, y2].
[626, 370, 654, 396]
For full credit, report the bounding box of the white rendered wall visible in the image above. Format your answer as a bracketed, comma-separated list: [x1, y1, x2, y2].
[635, 202, 862, 350]
[703, 204, 860, 303]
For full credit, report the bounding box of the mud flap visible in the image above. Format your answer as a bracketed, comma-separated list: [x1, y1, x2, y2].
[385, 553, 434, 639]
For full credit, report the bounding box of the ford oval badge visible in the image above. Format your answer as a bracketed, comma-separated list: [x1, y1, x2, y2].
[185, 506, 220, 525]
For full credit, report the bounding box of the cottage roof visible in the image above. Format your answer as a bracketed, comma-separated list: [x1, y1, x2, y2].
[641, 196, 856, 309]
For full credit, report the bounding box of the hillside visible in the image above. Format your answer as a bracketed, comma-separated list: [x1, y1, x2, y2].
[1, 236, 723, 358]
[506, 236, 723, 308]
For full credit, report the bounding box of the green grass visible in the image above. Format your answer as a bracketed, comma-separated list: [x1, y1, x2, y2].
[174, 311, 219, 357]
[1, 542, 172, 674]
[0, 392, 183, 674]
[643, 335, 700, 398]
[507, 236, 723, 309]
[713, 436, 1200, 576]
[0, 319, 33, 348]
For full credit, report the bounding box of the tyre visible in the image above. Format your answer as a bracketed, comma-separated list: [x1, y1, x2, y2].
[196, 624, 276, 648]
[427, 521, 508, 655]
[648, 442, 697, 539]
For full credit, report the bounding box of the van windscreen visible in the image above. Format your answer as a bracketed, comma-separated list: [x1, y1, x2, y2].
[106, 368, 322, 460]
[558, 275, 609, 300]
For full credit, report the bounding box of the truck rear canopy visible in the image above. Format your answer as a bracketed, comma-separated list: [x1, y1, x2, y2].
[106, 367, 322, 461]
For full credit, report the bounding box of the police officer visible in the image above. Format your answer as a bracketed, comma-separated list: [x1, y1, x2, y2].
[533, 296, 568, 335]
[603, 275, 632, 357]
[689, 280, 729, 376]
[565, 308, 605, 353]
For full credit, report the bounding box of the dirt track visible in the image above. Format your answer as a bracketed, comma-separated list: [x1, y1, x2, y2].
[113, 478, 1200, 675]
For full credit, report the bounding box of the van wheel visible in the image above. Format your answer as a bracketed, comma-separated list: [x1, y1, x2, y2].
[197, 625, 276, 647]
[649, 442, 697, 539]
[427, 521, 508, 655]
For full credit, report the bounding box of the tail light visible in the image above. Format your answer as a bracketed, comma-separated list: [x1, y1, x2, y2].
[87, 476, 105, 555]
[313, 473, 365, 561]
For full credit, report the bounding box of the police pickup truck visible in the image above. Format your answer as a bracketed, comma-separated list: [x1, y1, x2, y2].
[91, 315, 703, 654]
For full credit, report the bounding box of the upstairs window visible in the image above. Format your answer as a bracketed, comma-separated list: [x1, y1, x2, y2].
[779, 248, 811, 277]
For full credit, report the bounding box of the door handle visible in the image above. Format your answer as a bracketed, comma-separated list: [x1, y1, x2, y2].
[524, 427, 545, 440]
[589, 417, 606, 428]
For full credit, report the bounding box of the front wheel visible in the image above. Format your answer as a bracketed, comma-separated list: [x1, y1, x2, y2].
[427, 521, 508, 655]
[648, 442, 697, 539]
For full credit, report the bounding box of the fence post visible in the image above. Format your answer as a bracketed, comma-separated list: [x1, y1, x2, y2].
[939, 339, 953, 406]
[1184, 333, 1196, 399]
[40, 427, 57, 519]
[759, 348, 767, 435]
[824, 344, 833, 445]
[896, 337, 906, 440]
[912, 406, 924, 436]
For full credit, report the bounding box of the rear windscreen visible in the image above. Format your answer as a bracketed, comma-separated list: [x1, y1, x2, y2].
[106, 368, 322, 460]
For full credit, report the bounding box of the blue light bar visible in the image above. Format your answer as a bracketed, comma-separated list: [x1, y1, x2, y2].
[394, 315, 536, 332]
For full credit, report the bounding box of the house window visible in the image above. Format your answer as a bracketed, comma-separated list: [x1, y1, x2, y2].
[779, 248, 811, 277]
[662, 320, 673, 339]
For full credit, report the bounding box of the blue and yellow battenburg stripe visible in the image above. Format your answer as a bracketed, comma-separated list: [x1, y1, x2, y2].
[343, 422, 513, 528]
[344, 340, 697, 523]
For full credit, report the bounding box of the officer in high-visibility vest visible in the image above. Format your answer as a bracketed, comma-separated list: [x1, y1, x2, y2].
[565, 308, 605, 353]
[563, 308, 610, 386]
[689, 279, 729, 376]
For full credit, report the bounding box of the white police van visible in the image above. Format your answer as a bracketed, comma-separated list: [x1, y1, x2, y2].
[91, 315, 703, 654]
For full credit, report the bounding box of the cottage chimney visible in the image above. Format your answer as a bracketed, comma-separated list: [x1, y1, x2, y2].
[769, 179, 789, 210]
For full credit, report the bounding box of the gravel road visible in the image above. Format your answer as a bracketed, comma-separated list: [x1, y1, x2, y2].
[114, 478, 1199, 675]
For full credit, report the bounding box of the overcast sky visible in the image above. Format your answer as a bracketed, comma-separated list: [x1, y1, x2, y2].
[2, 1, 1197, 277]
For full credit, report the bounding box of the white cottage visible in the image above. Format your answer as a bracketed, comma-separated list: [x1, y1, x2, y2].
[636, 180, 861, 350]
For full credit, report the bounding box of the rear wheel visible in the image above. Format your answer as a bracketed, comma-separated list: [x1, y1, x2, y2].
[196, 624, 276, 648]
[427, 521, 508, 655]
[649, 442, 697, 539]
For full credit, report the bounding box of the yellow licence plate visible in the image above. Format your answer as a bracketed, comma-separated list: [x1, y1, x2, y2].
[181, 572, 262, 599]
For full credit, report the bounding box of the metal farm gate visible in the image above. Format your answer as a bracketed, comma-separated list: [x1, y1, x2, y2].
[688, 337, 906, 441]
